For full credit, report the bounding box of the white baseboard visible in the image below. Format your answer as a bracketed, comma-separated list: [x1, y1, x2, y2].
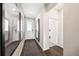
[12, 39, 25, 56]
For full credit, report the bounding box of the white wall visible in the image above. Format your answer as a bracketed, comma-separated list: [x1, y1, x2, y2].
[5, 14, 25, 46]
[24, 17, 35, 39]
[4, 15, 18, 46]
[58, 8, 63, 48]
[63, 3, 79, 56]
[12, 16, 19, 41]
[4, 3, 25, 47]
[35, 8, 45, 50]
[10, 12, 25, 42]
[43, 13, 49, 50]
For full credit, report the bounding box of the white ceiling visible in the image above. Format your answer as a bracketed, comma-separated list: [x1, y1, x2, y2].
[5, 3, 44, 19]
[21, 3, 44, 18]
[5, 3, 19, 18]
[4, 3, 56, 19]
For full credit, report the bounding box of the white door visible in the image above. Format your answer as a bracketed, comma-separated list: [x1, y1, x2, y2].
[25, 19, 35, 39]
[49, 17, 58, 46]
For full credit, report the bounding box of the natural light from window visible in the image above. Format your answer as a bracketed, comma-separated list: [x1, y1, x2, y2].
[5, 19, 8, 31]
[27, 21, 32, 32]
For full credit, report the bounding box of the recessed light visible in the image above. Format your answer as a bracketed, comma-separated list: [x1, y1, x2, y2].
[13, 8, 16, 11]
[29, 11, 33, 14]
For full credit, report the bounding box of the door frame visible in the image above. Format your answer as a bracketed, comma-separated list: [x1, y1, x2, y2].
[1, 3, 5, 56]
[19, 12, 21, 41]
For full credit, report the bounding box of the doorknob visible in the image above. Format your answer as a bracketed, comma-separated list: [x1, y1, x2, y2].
[49, 36, 51, 39]
[49, 29, 51, 31]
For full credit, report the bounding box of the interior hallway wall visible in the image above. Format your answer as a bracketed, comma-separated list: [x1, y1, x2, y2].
[35, 6, 46, 50]
[12, 12, 25, 41]
[58, 7, 63, 48]
[63, 3, 79, 56]
[5, 15, 14, 46]
[24, 17, 35, 39]
[4, 3, 20, 46]
[43, 13, 49, 50]
[5, 16, 20, 47]
[12, 16, 19, 41]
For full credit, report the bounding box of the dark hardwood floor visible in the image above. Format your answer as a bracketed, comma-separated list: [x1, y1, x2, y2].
[21, 39, 63, 56]
[21, 39, 45, 56]
[5, 41, 20, 56]
[44, 46, 63, 56]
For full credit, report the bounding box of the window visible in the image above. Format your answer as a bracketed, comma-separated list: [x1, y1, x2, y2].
[27, 21, 32, 31]
[5, 19, 8, 31]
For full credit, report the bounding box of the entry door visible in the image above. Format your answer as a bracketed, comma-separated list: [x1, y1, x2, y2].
[25, 19, 35, 39]
[49, 17, 58, 45]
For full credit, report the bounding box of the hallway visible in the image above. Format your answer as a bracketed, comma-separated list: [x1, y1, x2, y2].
[0, 2, 79, 57]
[1, 3, 79, 56]
[2, 3, 64, 56]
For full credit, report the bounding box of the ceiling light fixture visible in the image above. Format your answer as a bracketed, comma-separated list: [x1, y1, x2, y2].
[13, 8, 16, 11]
